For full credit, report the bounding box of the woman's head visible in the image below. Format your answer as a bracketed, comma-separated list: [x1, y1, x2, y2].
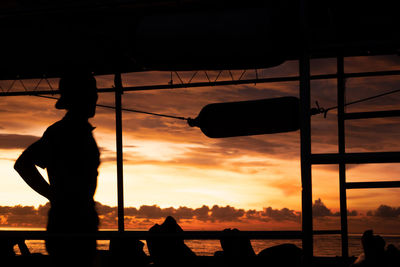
[56, 72, 98, 118]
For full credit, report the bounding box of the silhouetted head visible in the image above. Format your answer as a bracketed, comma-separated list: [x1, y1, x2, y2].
[56, 72, 98, 118]
[362, 230, 385, 262]
[220, 228, 256, 258]
[258, 243, 302, 267]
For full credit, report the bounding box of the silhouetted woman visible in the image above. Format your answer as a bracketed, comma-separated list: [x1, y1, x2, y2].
[14, 72, 100, 267]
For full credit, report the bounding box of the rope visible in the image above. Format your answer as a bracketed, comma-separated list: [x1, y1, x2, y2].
[34, 86, 400, 121]
[313, 88, 400, 118]
[34, 95, 188, 121]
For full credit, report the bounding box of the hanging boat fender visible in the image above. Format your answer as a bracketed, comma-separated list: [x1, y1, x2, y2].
[188, 96, 300, 138]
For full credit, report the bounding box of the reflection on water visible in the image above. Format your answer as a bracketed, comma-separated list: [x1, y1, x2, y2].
[13, 235, 400, 257]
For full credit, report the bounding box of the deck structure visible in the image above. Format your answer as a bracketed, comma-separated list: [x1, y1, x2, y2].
[1, 0, 400, 265]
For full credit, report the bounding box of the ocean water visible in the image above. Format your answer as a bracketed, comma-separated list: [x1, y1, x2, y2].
[12, 234, 400, 257]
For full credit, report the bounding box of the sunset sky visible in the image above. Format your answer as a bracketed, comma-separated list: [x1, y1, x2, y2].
[1, 55, 400, 233]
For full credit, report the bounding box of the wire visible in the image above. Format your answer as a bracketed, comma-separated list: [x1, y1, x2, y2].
[313, 88, 400, 118]
[34, 86, 400, 121]
[34, 95, 189, 121]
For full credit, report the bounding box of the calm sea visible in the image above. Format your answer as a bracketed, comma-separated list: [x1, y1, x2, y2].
[5, 228, 400, 257]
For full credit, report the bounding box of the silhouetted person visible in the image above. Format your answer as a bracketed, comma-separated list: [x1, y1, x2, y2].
[352, 230, 386, 267]
[108, 237, 150, 267]
[351, 230, 400, 267]
[257, 243, 302, 267]
[218, 228, 256, 258]
[146, 216, 196, 266]
[362, 230, 385, 265]
[385, 244, 400, 267]
[14, 72, 100, 267]
[214, 228, 256, 267]
[216, 229, 303, 267]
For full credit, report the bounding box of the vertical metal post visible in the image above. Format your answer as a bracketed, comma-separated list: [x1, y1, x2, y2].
[300, 54, 313, 264]
[337, 55, 349, 257]
[115, 73, 125, 232]
[299, 0, 313, 263]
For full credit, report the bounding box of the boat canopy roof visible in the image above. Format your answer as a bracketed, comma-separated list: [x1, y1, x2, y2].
[0, 0, 399, 80]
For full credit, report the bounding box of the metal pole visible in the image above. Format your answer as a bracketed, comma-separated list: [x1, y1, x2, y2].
[115, 73, 125, 232]
[300, 54, 313, 264]
[299, 0, 313, 264]
[337, 55, 349, 257]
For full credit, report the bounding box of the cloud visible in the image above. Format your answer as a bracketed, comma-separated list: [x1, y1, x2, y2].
[95, 202, 117, 216]
[373, 205, 400, 218]
[210, 205, 245, 222]
[135, 205, 173, 220]
[193, 205, 210, 221]
[312, 198, 333, 217]
[0, 133, 39, 149]
[312, 200, 400, 219]
[262, 207, 300, 222]
[267, 179, 301, 196]
[0, 206, 12, 215]
[175, 206, 196, 220]
[332, 210, 358, 217]
[37, 203, 50, 216]
[311, 199, 359, 218]
[213, 134, 300, 159]
[347, 210, 358, 217]
[6, 205, 36, 216]
[1, 200, 400, 233]
[0, 204, 47, 227]
[362, 205, 400, 218]
[118, 204, 247, 223]
[0, 202, 300, 228]
[0, 95, 63, 133]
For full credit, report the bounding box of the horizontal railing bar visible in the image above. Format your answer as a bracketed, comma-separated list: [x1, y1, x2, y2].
[344, 110, 400, 120]
[313, 230, 342, 235]
[311, 152, 400, 164]
[1, 69, 400, 97]
[0, 230, 341, 240]
[344, 70, 400, 79]
[346, 181, 400, 189]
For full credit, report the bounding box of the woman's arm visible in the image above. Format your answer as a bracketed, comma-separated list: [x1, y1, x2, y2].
[14, 143, 53, 201]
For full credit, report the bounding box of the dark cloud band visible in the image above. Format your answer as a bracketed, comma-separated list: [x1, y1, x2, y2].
[0, 133, 39, 149]
[0, 200, 396, 229]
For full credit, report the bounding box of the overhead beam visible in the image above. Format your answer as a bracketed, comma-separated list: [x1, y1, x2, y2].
[1, 70, 400, 97]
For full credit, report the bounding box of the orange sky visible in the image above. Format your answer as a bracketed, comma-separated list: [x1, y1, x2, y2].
[1, 56, 400, 232]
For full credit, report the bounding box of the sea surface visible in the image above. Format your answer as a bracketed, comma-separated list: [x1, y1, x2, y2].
[4, 228, 400, 257]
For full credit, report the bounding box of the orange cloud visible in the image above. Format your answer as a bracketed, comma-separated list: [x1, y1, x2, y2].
[0, 134, 39, 149]
[0, 199, 398, 234]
